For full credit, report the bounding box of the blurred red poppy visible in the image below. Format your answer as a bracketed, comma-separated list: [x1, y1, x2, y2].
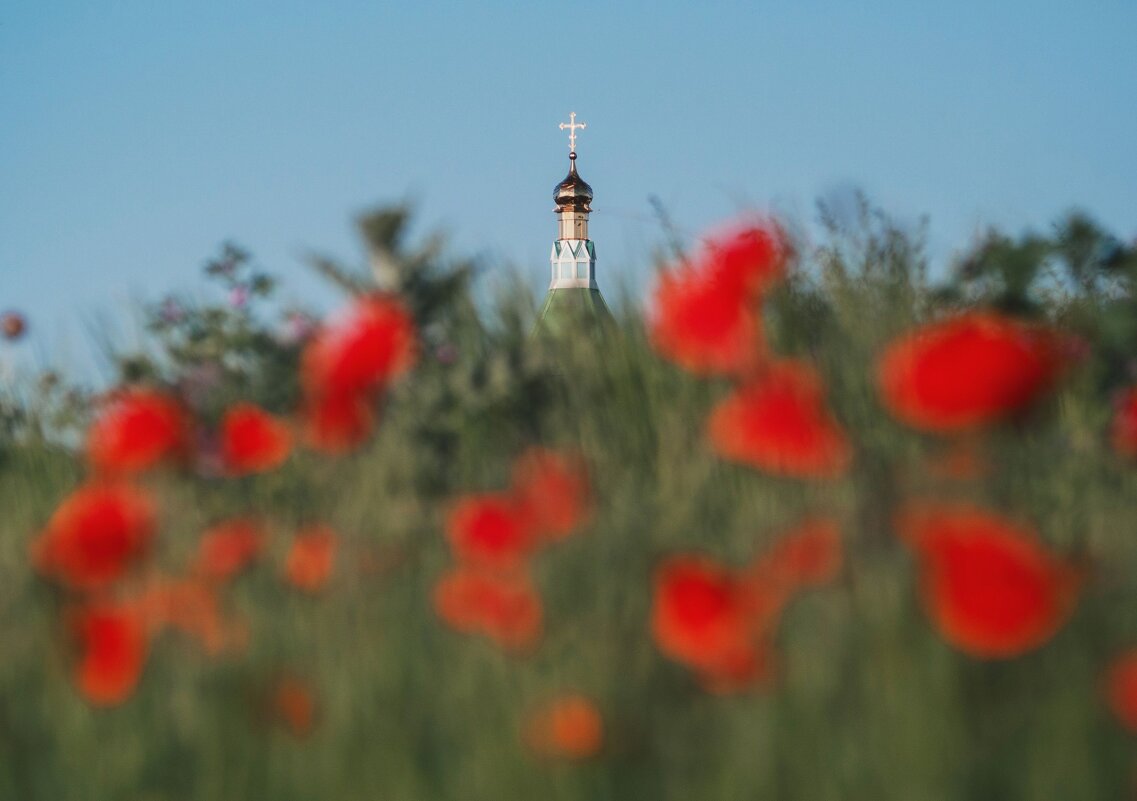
[220, 403, 292, 475]
[1110, 387, 1137, 460]
[138, 575, 237, 655]
[69, 602, 149, 706]
[648, 268, 764, 376]
[707, 360, 852, 479]
[877, 311, 1065, 433]
[299, 390, 375, 454]
[86, 388, 189, 474]
[195, 517, 267, 581]
[432, 566, 543, 651]
[300, 294, 417, 399]
[651, 555, 752, 674]
[283, 525, 338, 593]
[523, 694, 603, 759]
[696, 640, 776, 695]
[697, 221, 786, 300]
[31, 482, 157, 592]
[271, 675, 317, 738]
[757, 517, 843, 588]
[511, 448, 591, 541]
[1104, 650, 1137, 732]
[1, 310, 27, 341]
[445, 493, 537, 573]
[896, 502, 1083, 659]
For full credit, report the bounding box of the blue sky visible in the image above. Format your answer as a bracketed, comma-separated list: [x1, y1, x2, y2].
[2, 1, 1135, 372]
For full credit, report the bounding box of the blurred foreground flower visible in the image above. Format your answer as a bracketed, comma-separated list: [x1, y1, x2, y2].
[446, 493, 537, 573]
[69, 602, 149, 707]
[1104, 650, 1137, 732]
[1111, 387, 1137, 459]
[270, 675, 317, 738]
[1, 310, 27, 341]
[220, 402, 293, 476]
[877, 312, 1066, 433]
[707, 360, 852, 480]
[86, 388, 190, 474]
[523, 694, 604, 760]
[512, 448, 592, 541]
[896, 502, 1083, 659]
[195, 517, 267, 582]
[283, 525, 339, 593]
[433, 566, 543, 651]
[31, 482, 157, 592]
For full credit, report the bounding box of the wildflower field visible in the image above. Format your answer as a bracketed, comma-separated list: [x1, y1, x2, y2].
[3, 200, 1137, 800]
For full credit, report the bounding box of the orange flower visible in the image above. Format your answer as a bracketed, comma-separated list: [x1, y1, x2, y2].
[511, 448, 591, 541]
[300, 294, 417, 399]
[707, 360, 852, 479]
[138, 575, 238, 655]
[1104, 650, 1137, 732]
[69, 602, 149, 706]
[648, 268, 764, 376]
[31, 482, 157, 592]
[299, 390, 376, 455]
[1111, 387, 1137, 460]
[523, 694, 603, 759]
[220, 403, 292, 475]
[651, 555, 752, 675]
[877, 311, 1065, 433]
[271, 675, 317, 737]
[195, 517, 267, 581]
[756, 517, 843, 588]
[697, 221, 786, 300]
[445, 493, 537, 573]
[86, 388, 189, 474]
[432, 566, 543, 651]
[896, 502, 1083, 659]
[283, 525, 338, 593]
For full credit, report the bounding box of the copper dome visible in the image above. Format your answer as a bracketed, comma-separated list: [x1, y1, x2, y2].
[554, 154, 593, 212]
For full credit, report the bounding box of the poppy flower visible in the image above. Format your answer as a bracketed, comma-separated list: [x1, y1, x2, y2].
[1110, 387, 1137, 460]
[69, 602, 149, 706]
[756, 517, 843, 588]
[271, 675, 317, 737]
[300, 294, 417, 399]
[696, 640, 776, 695]
[1, 310, 26, 341]
[86, 388, 189, 474]
[896, 502, 1083, 659]
[707, 360, 852, 479]
[1104, 650, 1137, 732]
[432, 567, 543, 651]
[523, 694, 603, 759]
[511, 448, 591, 541]
[697, 221, 786, 300]
[138, 575, 237, 655]
[283, 525, 338, 593]
[648, 268, 764, 377]
[651, 555, 752, 674]
[877, 311, 1065, 433]
[445, 493, 537, 573]
[299, 390, 376, 455]
[195, 518, 267, 581]
[220, 403, 292, 475]
[31, 482, 157, 592]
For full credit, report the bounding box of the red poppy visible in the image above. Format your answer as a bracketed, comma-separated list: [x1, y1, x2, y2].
[138, 575, 238, 655]
[31, 482, 157, 591]
[523, 694, 604, 759]
[707, 360, 852, 479]
[757, 517, 843, 588]
[1104, 650, 1137, 732]
[1, 310, 27, 341]
[271, 675, 317, 738]
[300, 295, 417, 399]
[651, 555, 752, 674]
[1111, 387, 1137, 460]
[86, 388, 189, 474]
[445, 493, 537, 573]
[648, 267, 764, 376]
[195, 518, 267, 581]
[299, 390, 376, 455]
[69, 602, 149, 706]
[697, 221, 786, 300]
[696, 639, 776, 695]
[877, 311, 1065, 433]
[511, 448, 591, 541]
[283, 525, 338, 593]
[896, 502, 1083, 659]
[220, 403, 292, 475]
[432, 566, 543, 651]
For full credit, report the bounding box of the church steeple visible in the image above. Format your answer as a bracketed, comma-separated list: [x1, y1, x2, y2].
[535, 113, 613, 335]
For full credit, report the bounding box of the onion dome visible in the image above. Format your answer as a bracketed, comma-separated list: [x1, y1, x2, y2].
[554, 153, 593, 212]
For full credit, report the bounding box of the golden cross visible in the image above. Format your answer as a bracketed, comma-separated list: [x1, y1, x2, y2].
[558, 112, 587, 154]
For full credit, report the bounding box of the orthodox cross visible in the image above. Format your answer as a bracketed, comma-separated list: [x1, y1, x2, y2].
[559, 112, 587, 154]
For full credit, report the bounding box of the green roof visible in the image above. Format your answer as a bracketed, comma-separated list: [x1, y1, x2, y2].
[533, 287, 614, 338]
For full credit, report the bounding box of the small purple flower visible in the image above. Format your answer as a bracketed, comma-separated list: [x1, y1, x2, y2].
[434, 343, 458, 365]
[278, 310, 317, 345]
[159, 297, 185, 325]
[229, 285, 249, 310]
